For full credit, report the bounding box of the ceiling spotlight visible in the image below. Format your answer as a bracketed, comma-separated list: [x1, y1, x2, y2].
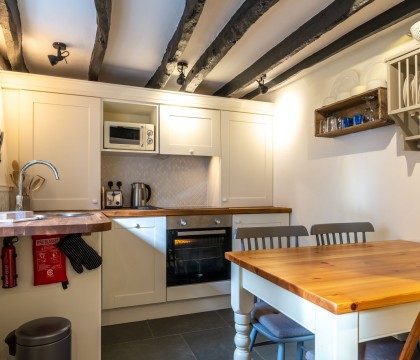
[256, 74, 268, 94]
[177, 61, 188, 85]
[48, 42, 70, 66]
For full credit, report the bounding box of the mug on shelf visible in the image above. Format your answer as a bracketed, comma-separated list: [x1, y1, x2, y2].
[353, 114, 364, 125]
[342, 117, 353, 128]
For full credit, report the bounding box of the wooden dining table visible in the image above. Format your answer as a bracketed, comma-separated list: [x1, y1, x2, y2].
[225, 240, 420, 360]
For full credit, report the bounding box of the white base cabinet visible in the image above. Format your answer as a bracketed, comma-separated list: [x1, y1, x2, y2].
[18, 91, 101, 210]
[102, 217, 166, 309]
[220, 111, 273, 207]
[232, 213, 290, 251]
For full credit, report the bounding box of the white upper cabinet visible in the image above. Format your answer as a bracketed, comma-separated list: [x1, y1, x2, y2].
[159, 105, 221, 156]
[220, 111, 273, 207]
[19, 91, 101, 210]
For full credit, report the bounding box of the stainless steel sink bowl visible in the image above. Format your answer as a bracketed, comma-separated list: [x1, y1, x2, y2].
[35, 212, 93, 219]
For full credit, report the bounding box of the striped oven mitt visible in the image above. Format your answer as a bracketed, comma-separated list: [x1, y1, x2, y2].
[56, 233, 102, 273]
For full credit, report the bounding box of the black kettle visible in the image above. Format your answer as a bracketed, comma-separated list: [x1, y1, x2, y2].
[131, 182, 151, 208]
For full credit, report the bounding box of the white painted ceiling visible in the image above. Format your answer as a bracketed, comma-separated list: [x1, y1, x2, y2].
[0, 0, 410, 99]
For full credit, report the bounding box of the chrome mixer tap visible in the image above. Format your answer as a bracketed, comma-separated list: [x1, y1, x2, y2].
[16, 160, 60, 211]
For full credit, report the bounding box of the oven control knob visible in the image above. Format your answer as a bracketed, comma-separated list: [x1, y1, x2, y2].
[179, 219, 187, 226]
[214, 218, 221, 225]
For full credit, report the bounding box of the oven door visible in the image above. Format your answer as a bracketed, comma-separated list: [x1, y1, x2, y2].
[166, 228, 232, 286]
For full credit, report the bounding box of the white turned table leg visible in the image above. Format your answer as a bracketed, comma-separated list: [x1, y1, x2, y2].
[231, 264, 254, 360]
[233, 312, 251, 360]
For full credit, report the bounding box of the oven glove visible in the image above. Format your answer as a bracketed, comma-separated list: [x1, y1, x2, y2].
[56, 233, 102, 273]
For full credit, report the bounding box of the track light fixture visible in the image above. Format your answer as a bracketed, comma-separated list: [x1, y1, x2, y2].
[177, 61, 188, 85]
[48, 42, 69, 66]
[256, 74, 268, 94]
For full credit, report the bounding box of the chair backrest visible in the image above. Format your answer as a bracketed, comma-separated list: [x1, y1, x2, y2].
[310, 222, 374, 246]
[235, 225, 309, 250]
[400, 311, 420, 360]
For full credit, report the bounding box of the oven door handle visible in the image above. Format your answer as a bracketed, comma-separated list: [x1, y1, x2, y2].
[176, 229, 227, 236]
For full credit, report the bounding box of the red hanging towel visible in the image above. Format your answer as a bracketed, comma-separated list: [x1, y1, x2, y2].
[32, 234, 69, 289]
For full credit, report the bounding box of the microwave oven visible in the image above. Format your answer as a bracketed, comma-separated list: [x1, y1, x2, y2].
[104, 121, 155, 151]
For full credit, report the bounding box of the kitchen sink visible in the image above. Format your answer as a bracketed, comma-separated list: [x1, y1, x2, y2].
[0, 211, 94, 223]
[35, 212, 94, 219]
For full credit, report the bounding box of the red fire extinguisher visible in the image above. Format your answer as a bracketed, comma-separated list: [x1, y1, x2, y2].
[1, 236, 18, 288]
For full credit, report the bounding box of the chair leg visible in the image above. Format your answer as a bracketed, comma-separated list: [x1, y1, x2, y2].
[276, 342, 285, 360]
[296, 341, 304, 360]
[249, 327, 257, 351]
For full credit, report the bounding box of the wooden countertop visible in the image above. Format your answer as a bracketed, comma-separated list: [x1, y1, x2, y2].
[101, 206, 291, 217]
[226, 240, 420, 315]
[0, 212, 112, 237]
[0, 206, 290, 237]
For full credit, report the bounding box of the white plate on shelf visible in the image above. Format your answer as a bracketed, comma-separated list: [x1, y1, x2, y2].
[403, 74, 414, 107]
[366, 62, 387, 83]
[410, 77, 419, 104]
[330, 70, 359, 97]
[417, 79, 420, 104]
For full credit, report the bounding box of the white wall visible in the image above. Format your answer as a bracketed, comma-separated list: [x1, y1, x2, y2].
[266, 15, 420, 244]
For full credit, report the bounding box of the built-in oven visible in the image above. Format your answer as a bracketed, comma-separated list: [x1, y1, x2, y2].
[166, 215, 232, 287]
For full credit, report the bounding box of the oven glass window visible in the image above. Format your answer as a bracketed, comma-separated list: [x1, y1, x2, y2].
[167, 229, 231, 286]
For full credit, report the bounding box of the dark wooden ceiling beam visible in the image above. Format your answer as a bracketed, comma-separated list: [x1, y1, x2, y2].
[88, 0, 112, 81]
[0, 0, 28, 72]
[214, 0, 375, 98]
[146, 0, 206, 89]
[241, 0, 420, 100]
[181, 0, 280, 93]
[0, 54, 11, 70]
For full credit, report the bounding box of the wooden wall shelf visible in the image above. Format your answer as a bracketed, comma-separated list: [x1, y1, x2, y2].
[314, 87, 394, 138]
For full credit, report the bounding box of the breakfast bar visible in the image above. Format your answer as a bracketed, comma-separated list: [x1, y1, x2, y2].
[226, 240, 420, 360]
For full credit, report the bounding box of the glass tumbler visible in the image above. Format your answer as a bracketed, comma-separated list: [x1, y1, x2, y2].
[327, 116, 337, 132]
[319, 119, 326, 134]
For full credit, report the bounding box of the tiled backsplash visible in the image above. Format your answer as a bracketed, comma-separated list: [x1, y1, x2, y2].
[101, 155, 211, 208]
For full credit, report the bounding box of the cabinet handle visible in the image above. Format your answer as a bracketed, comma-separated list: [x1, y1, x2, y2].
[135, 224, 140, 229]
[92, 199, 98, 204]
[222, 198, 227, 202]
[189, 149, 194, 155]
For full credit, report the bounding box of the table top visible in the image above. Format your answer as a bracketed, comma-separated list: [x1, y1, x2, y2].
[225, 240, 420, 315]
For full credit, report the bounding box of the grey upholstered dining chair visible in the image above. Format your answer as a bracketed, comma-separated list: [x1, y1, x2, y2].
[235, 225, 315, 360]
[310, 222, 375, 245]
[305, 310, 420, 360]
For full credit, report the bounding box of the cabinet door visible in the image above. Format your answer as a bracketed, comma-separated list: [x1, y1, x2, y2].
[19, 91, 101, 210]
[232, 213, 289, 251]
[160, 105, 221, 156]
[221, 111, 272, 207]
[102, 217, 166, 309]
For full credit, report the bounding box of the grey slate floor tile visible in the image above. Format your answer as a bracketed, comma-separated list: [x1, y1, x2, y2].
[101, 320, 152, 345]
[101, 308, 313, 360]
[102, 334, 196, 360]
[182, 326, 236, 360]
[147, 311, 228, 337]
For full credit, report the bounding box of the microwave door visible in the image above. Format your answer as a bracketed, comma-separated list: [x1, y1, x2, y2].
[109, 125, 140, 146]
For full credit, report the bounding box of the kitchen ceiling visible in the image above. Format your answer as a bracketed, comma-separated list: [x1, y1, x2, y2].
[0, 0, 417, 100]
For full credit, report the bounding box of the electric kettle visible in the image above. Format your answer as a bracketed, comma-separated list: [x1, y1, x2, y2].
[131, 182, 152, 208]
